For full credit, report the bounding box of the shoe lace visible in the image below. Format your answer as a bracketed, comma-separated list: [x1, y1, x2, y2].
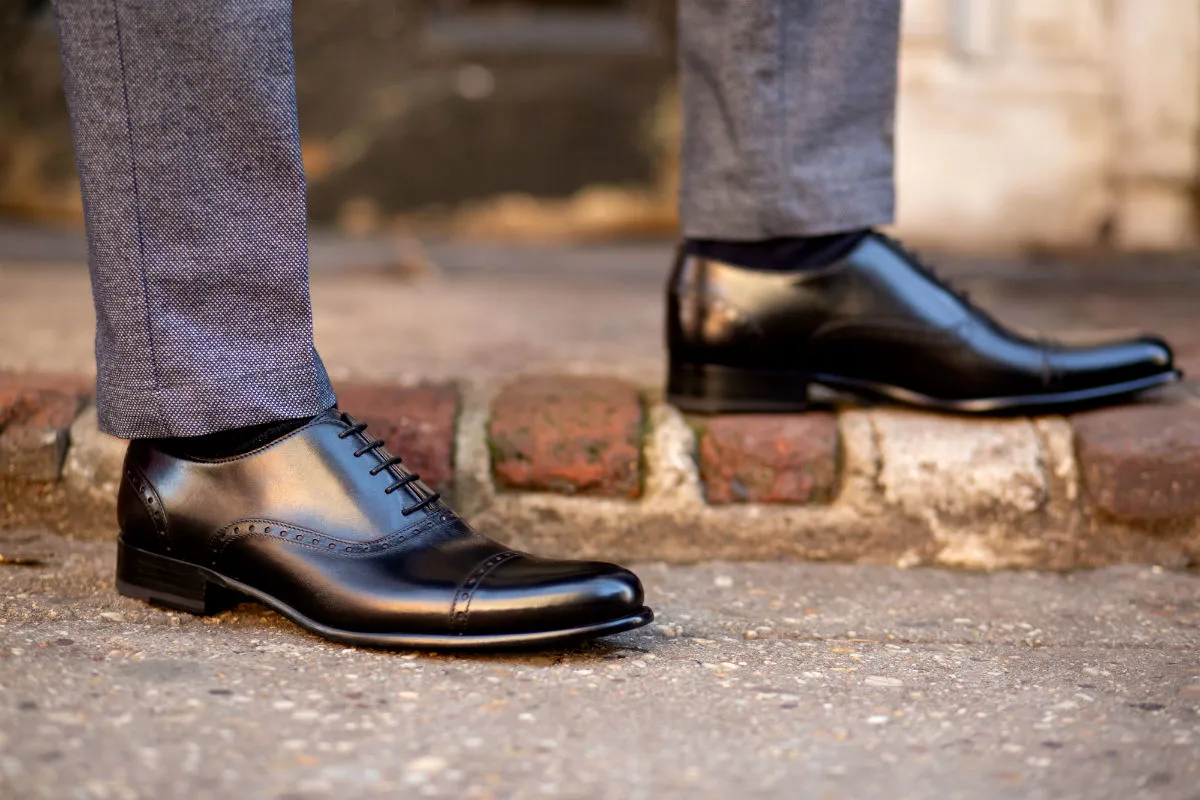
[337, 416, 441, 516]
[877, 232, 978, 308]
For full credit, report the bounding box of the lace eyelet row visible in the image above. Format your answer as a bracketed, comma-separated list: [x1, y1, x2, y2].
[337, 418, 441, 515]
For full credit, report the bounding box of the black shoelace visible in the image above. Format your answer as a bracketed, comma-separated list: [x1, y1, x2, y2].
[337, 417, 440, 516]
[878, 233, 980, 309]
[879, 232, 1042, 359]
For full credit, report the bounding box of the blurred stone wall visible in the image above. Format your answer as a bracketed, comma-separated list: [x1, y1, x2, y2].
[896, 0, 1200, 252]
[1, 0, 1197, 253]
[0, 1, 80, 225]
[292, 0, 676, 236]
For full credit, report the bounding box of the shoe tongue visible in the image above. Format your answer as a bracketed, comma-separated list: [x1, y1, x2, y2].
[317, 407, 347, 425]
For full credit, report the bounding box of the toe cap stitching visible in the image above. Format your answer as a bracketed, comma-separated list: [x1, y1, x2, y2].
[449, 551, 523, 634]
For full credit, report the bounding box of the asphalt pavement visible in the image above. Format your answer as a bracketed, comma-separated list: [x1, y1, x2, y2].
[1, 532, 1197, 799]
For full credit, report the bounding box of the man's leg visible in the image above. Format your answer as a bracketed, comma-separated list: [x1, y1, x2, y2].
[50, 0, 651, 648]
[53, 0, 333, 440]
[669, 0, 1176, 414]
[678, 0, 899, 241]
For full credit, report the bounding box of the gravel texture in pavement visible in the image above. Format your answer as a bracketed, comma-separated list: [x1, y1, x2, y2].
[1, 532, 1197, 799]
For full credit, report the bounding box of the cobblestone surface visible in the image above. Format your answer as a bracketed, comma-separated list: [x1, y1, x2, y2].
[489, 376, 643, 499]
[0, 374, 87, 483]
[694, 413, 839, 504]
[1074, 398, 1200, 524]
[3, 375, 1200, 568]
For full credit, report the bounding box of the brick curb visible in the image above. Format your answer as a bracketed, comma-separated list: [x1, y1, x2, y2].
[3, 372, 1198, 571]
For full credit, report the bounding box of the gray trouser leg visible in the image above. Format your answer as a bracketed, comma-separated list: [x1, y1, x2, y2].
[678, 0, 901, 239]
[51, 0, 335, 439]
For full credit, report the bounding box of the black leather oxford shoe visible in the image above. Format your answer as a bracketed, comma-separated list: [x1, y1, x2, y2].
[667, 232, 1180, 414]
[115, 409, 652, 649]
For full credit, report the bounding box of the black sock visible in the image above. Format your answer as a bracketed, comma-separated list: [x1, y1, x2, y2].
[148, 414, 318, 460]
[685, 230, 870, 271]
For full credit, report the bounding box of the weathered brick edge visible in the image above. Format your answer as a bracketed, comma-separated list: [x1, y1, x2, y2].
[3, 373, 1198, 571]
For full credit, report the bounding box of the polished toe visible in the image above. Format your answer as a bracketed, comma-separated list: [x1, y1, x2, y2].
[1140, 335, 1175, 371]
[1050, 335, 1176, 389]
[461, 557, 645, 636]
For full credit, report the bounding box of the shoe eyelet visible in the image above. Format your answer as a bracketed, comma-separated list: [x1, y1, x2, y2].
[328, 543, 335, 549]
[295, 534, 303, 540]
[279, 529, 287, 536]
[264, 526, 271, 534]
[248, 525, 255, 532]
[233, 527, 240, 535]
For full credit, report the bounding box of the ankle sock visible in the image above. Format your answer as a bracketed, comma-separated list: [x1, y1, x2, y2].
[149, 414, 318, 460]
[685, 229, 869, 272]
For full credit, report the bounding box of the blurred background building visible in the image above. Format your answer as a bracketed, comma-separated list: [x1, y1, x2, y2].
[1, 0, 1198, 254]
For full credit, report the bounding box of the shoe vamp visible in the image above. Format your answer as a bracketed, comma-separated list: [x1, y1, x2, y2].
[804, 319, 1052, 397]
[216, 518, 511, 635]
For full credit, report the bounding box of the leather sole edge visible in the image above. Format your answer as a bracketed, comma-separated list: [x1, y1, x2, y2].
[117, 542, 654, 651]
[670, 363, 1183, 415]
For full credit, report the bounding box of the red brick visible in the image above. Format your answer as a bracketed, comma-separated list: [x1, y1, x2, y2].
[336, 382, 459, 492]
[489, 376, 642, 498]
[696, 414, 839, 504]
[0, 373, 92, 396]
[0, 375, 89, 483]
[1073, 402, 1200, 523]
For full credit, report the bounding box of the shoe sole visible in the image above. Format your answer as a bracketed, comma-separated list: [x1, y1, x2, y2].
[116, 541, 654, 651]
[668, 363, 1183, 415]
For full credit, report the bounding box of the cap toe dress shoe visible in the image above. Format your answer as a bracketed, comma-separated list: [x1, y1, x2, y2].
[667, 232, 1180, 414]
[115, 409, 652, 649]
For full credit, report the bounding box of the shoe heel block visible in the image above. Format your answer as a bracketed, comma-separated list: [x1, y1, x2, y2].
[116, 541, 240, 616]
[667, 362, 812, 414]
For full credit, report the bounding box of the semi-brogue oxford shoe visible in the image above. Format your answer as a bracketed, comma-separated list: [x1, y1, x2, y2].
[667, 232, 1179, 414]
[115, 409, 652, 649]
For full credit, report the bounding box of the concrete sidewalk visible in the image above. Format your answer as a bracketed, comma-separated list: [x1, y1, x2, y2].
[1, 531, 1197, 799]
[3, 226, 1200, 384]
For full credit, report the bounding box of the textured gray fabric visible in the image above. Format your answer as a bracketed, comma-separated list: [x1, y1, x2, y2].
[52, 0, 899, 438]
[51, 0, 335, 439]
[678, 0, 901, 239]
